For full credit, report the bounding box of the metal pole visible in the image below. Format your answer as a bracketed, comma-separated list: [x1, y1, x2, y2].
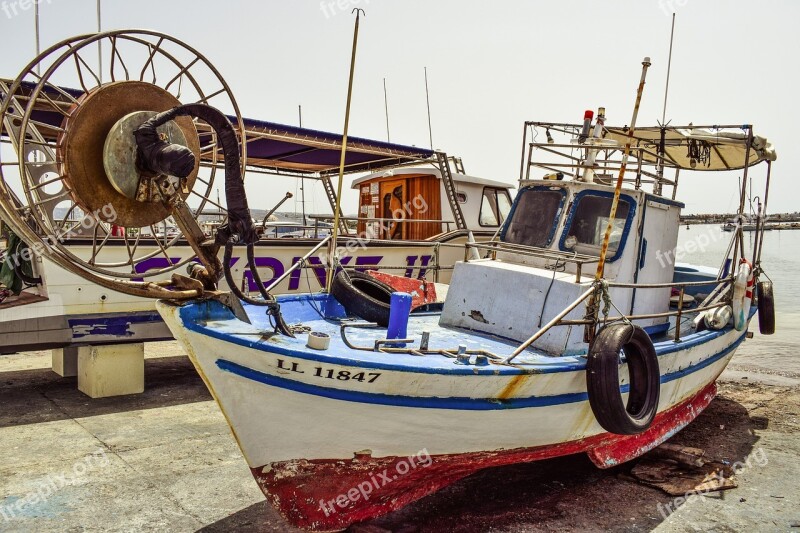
[756, 161, 772, 268]
[655, 14, 675, 197]
[97, 0, 102, 83]
[325, 8, 364, 293]
[424, 66, 433, 149]
[265, 235, 332, 293]
[260, 192, 293, 231]
[731, 128, 754, 271]
[662, 13, 675, 124]
[298, 105, 306, 226]
[34, 2, 40, 74]
[383, 77, 390, 142]
[595, 57, 651, 280]
[519, 123, 528, 182]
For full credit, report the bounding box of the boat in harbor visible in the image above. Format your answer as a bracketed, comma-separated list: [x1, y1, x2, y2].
[721, 219, 773, 232]
[0, 31, 778, 532]
[156, 113, 777, 529]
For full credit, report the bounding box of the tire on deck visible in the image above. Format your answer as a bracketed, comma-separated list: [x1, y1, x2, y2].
[330, 270, 393, 326]
[586, 323, 660, 435]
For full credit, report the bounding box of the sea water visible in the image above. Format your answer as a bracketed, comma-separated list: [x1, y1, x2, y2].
[677, 224, 800, 376]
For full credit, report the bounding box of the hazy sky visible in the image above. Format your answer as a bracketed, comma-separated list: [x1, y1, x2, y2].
[1, 0, 798, 216]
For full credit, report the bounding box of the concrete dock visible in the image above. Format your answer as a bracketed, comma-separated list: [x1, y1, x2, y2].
[1, 343, 798, 532]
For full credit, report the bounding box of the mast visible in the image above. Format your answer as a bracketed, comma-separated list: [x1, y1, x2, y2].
[34, 1, 40, 74]
[325, 8, 364, 292]
[298, 105, 306, 226]
[595, 57, 651, 281]
[656, 13, 676, 196]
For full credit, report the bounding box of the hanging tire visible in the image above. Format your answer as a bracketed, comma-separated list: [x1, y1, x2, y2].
[586, 323, 660, 435]
[757, 281, 775, 335]
[330, 270, 394, 326]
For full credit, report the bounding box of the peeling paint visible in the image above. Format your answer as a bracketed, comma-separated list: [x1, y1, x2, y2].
[469, 310, 490, 324]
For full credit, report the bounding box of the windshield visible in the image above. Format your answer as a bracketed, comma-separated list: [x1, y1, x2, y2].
[563, 194, 631, 257]
[479, 187, 513, 227]
[502, 188, 564, 248]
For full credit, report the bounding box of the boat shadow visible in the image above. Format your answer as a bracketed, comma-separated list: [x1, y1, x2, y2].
[0, 355, 210, 429]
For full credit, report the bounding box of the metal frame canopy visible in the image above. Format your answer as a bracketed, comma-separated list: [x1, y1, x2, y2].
[602, 125, 776, 172]
[519, 121, 778, 201]
[242, 118, 434, 177]
[1, 80, 435, 178]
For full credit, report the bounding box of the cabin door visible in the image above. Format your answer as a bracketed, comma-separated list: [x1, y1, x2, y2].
[379, 179, 406, 240]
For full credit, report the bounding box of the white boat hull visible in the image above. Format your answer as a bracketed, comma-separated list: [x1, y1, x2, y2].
[156, 296, 748, 530]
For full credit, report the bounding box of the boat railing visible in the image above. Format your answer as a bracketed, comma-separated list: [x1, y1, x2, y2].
[336, 274, 734, 363]
[262, 235, 333, 292]
[260, 223, 333, 239]
[307, 214, 456, 236]
[323, 233, 736, 363]
[459, 240, 601, 282]
[502, 276, 733, 363]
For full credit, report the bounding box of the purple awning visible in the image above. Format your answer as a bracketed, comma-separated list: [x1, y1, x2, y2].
[3, 80, 434, 176]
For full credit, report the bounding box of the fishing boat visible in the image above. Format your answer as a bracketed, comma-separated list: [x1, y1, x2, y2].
[156, 59, 779, 529]
[721, 219, 773, 232]
[0, 31, 777, 532]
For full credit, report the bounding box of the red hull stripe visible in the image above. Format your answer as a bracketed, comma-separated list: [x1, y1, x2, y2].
[251, 382, 718, 531]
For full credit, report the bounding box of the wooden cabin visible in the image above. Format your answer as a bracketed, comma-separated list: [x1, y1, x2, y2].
[351, 168, 514, 240]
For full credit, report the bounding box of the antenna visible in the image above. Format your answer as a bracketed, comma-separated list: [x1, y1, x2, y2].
[655, 13, 676, 196]
[383, 77, 390, 142]
[661, 13, 676, 123]
[97, 0, 102, 82]
[34, 2, 40, 74]
[424, 66, 433, 149]
[298, 105, 306, 225]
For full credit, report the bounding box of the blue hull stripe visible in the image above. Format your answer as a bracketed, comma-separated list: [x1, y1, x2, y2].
[180, 300, 750, 376]
[214, 335, 743, 411]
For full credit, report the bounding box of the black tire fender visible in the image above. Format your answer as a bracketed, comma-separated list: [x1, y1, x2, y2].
[330, 270, 394, 326]
[757, 280, 775, 335]
[586, 323, 660, 435]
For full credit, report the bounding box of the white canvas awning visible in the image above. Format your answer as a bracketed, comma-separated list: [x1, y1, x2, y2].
[603, 126, 776, 171]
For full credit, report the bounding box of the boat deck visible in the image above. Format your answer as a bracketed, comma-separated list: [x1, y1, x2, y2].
[181, 294, 726, 374]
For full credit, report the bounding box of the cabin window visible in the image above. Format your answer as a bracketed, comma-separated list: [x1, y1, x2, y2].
[456, 191, 467, 203]
[561, 192, 634, 260]
[501, 187, 564, 247]
[479, 187, 513, 227]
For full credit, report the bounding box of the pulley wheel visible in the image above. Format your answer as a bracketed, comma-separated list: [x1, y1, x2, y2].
[58, 81, 200, 228]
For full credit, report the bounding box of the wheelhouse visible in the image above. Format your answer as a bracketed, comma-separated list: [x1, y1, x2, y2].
[351, 167, 513, 240]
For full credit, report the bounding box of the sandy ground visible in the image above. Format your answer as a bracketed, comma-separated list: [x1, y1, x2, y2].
[0, 342, 798, 533]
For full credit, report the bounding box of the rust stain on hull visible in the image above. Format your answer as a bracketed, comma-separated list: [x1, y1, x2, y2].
[499, 373, 530, 400]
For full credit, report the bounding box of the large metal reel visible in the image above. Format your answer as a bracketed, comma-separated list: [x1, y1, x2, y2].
[59, 81, 200, 228]
[0, 30, 245, 296]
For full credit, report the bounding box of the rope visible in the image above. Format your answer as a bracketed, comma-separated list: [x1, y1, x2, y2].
[538, 257, 566, 327]
[590, 279, 634, 331]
